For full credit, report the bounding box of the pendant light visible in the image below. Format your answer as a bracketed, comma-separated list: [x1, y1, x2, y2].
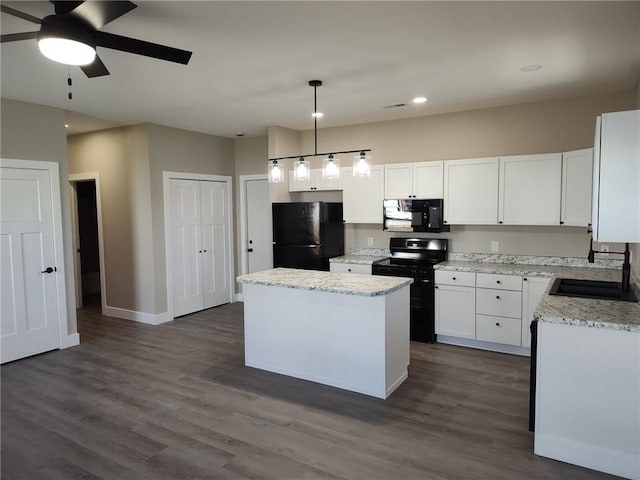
[267, 80, 371, 182]
[268, 159, 284, 183]
[353, 151, 371, 177]
[323, 154, 339, 179]
[294, 157, 310, 181]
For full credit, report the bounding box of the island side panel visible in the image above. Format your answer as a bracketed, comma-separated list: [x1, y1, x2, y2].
[534, 321, 640, 480]
[243, 283, 391, 398]
[385, 286, 410, 397]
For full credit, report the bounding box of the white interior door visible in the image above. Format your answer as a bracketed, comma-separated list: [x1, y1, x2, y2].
[1, 166, 60, 363]
[169, 179, 202, 317]
[246, 178, 272, 273]
[201, 180, 230, 308]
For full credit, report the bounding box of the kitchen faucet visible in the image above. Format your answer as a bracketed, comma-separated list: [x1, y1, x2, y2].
[588, 238, 631, 293]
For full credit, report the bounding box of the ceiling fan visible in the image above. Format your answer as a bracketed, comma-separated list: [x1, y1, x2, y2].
[0, 0, 192, 78]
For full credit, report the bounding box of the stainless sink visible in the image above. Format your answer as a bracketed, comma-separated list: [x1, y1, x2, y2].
[549, 278, 637, 302]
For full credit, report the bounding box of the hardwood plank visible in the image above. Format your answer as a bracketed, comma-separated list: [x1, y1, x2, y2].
[1, 302, 620, 480]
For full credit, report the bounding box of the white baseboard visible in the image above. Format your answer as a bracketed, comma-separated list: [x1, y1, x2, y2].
[60, 333, 80, 349]
[103, 305, 172, 325]
[535, 432, 640, 480]
[437, 335, 531, 357]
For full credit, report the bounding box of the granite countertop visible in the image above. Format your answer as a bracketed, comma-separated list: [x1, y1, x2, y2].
[329, 255, 388, 265]
[434, 258, 639, 333]
[237, 268, 412, 297]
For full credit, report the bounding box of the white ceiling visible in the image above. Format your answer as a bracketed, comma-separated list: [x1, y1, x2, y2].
[1, 1, 639, 138]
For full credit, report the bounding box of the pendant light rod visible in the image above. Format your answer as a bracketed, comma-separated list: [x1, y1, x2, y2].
[310, 79, 321, 155]
[269, 149, 371, 162]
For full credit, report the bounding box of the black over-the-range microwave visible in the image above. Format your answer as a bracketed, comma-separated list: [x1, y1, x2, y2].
[383, 199, 450, 233]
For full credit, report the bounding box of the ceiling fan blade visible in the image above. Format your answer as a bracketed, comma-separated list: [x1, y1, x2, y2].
[80, 54, 110, 78]
[50, 1, 84, 16]
[1, 5, 42, 24]
[95, 31, 192, 65]
[63, 0, 137, 30]
[1, 32, 39, 43]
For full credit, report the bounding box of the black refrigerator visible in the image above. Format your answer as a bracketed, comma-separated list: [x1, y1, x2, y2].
[272, 202, 344, 271]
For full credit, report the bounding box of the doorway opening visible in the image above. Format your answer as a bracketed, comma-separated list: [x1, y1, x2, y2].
[70, 174, 105, 313]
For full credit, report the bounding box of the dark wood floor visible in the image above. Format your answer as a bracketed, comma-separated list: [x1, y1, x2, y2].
[1, 302, 620, 480]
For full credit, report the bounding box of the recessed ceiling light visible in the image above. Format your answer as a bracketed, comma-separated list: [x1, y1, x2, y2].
[520, 64, 543, 72]
[412, 97, 427, 104]
[235, 132, 245, 137]
[312, 112, 324, 118]
[65, 124, 69, 128]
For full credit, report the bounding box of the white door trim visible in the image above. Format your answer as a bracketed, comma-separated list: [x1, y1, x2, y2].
[239, 174, 268, 278]
[163, 171, 235, 320]
[1, 157, 75, 350]
[68, 173, 107, 315]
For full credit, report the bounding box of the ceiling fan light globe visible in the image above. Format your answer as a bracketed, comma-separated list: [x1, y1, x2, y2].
[38, 37, 96, 66]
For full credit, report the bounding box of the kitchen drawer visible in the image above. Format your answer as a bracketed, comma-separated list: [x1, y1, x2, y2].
[476, 273, 522, 291]
[476, 288, 522, 318]
[476, 315, 521, 346]
[435, 270, 475, 287]
[329, 263, 372, 275]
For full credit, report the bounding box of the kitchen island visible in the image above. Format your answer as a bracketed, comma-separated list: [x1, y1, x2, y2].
[237, 268, 412, 399]
[533, 284, 640, 480]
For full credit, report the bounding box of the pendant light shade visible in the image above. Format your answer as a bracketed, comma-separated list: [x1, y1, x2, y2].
[322, 154, 340, 179]
[353, 151, 371, 177]
[268, 159, 284, 183]
[294, 157, 310, 181]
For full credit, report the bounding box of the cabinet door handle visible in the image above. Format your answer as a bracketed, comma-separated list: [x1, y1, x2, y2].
[247, 248, 253, 252]
[523, 277, 528, 281]
[496, 280, 501, 284]
[496, 295, 501, 299]
[495, 322, 501, 327]
[452, 277, 456, 281]
[347, 268, 352, 272]
[435, 285, 439, 289]
[498, 221, 503, 224]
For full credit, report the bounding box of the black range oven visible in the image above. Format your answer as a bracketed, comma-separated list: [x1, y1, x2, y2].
[372, 238, 448, 343]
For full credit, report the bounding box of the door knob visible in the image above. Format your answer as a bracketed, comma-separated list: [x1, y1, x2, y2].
[248, 248, 253, 252]
[41, 266, 55, 274]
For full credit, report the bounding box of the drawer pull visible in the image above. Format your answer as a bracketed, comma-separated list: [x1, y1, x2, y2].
[496, 295, 500, 299]
[496, 280, 501, 284]
[495, 322, 501, 327]
[452, 277, 456, 280]
[348, 268, 352, 272]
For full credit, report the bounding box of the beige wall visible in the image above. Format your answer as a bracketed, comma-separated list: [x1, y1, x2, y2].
[146, 124, 234, 312]
[275, 90, 637, 258]
[69, 124, 235, 315]
[68, 126, 156, 314]
[1, 99, 77, 335]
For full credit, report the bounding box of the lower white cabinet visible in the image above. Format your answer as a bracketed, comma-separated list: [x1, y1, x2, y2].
[434, 271, 476, 339]
[329, 263, 372, 275]
[435, 269, 551, 354]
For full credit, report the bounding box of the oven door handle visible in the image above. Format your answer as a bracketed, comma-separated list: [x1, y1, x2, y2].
[415, 279, 432, 284]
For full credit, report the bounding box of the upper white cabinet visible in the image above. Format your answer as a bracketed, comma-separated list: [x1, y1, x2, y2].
[498, 153, 562, 226]
[341, 166, 384, 224]
[592, 109, 640, 242]
[561, 148, 593, 227]
[443, 157, 499, 225]
[384, 161, 443, 199]
[289, 168, 340, 192]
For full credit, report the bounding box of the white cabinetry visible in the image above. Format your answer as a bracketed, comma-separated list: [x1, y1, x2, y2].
[475, 273, 522, 346]
[341, 166, 384, 223]
[521, 276, 551, 347]
[329, 263, 372, 274]
[434, 271, 476, 338]
[561, 148, 593, 227]
[289, 169, 340, 192]
[498, 153, 562, 225]
[443, 157, 499, 225]
[592, 109, 640, 242]
[384, 161, 443, 199]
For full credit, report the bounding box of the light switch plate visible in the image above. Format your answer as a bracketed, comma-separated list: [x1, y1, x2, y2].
[367, 237, 374, 247]
[491, 241, 499, 252]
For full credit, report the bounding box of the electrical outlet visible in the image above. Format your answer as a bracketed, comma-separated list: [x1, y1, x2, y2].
[601, 244, 609, 257]
[367, 237, 374, 247]
[491, 241, 499, 252]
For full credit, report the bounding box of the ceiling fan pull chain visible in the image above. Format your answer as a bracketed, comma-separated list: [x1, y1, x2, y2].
[67, 67, 72, 100]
